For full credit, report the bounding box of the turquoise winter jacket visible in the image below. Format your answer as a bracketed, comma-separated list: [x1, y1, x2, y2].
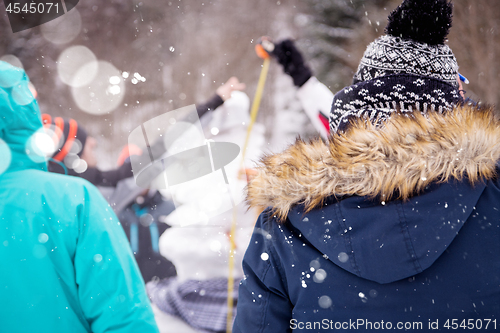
[0, 61, 159, 333]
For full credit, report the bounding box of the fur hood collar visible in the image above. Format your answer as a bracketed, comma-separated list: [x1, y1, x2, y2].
[247, 104, 500, 220]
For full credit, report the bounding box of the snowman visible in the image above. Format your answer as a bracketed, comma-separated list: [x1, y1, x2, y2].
[148, 91, 265, 333]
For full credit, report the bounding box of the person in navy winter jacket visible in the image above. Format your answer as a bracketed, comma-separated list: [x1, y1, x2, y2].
[233, 1, 500, 332]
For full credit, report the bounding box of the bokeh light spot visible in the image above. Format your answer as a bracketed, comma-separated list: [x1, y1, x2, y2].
[313, 269, 327, 283]
[38, 233, 49, 244]
[57, 45, 98, 88]
[71, 61, 125, 115]
[73, 159, 88, 173]
[338, 252, 349, 263]
[0, 54, 23, 69]
[12, 82, 35, 106]
[318, 295, 332, 308]
[210, 127, 219, 135]
[25, 128, 59, 163]
[0, 61, 23, 88]
[41, 9, 82, 45]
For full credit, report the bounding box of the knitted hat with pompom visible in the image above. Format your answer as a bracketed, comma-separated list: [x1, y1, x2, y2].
[330, 0, 462, 133]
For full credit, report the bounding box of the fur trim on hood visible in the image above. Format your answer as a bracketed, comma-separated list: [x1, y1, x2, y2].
[247, 104, 500, 220]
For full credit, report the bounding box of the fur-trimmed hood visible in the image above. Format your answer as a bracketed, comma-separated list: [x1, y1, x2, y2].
[248, 104, 500, 220]
[247, 104, 500, 284]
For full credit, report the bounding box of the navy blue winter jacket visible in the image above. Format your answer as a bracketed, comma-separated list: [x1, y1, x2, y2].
[234, 105, 500, 332]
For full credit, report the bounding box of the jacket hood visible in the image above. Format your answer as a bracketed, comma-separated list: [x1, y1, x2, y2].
[0, 61, 46, 173]
[247, 104, 500, 283]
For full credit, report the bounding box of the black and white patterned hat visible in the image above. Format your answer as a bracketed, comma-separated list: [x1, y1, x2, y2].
[352, 35, 458, 88]
[331, 74, 462, 132]
[330, 0, 461, 133]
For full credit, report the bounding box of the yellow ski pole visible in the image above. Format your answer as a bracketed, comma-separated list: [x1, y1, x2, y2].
[226, 42, 271, 333]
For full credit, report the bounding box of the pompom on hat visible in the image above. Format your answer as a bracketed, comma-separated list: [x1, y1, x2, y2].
[330, 0, 462, 133]
[386, 0, 453, 45]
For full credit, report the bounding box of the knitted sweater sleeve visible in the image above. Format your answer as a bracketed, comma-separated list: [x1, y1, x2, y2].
[196, 93, 224, 119]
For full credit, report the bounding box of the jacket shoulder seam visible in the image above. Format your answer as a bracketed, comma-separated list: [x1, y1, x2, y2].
[396, 201, 423, 274]
[335, 204, 361, 276]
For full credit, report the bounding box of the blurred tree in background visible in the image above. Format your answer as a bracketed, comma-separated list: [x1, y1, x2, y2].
[448, 0, 500, 106]
[301, 0, 500, 106]
[298, 0, 392, 92]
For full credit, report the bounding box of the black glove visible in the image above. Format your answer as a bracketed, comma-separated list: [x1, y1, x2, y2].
[271, 39, 312, 87]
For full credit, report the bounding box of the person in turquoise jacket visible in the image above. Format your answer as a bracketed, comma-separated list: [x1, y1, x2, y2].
[0, 61, 159, 333]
